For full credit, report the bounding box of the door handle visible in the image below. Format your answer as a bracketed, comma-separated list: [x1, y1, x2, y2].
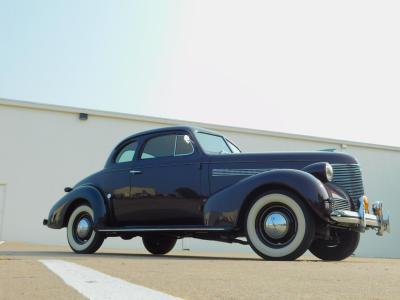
[129, 170, 142, 175]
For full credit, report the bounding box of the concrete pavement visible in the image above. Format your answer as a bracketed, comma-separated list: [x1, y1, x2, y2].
[1, 241, 399, 300]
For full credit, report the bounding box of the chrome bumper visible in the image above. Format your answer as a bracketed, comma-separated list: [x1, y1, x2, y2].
[330, 198, 390, 236]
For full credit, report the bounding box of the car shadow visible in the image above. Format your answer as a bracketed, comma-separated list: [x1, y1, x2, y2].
[0, 249, 323, 262]
[0, 250, 261, 261]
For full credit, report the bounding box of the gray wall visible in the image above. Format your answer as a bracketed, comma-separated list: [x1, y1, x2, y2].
[0, 99, 398, 258]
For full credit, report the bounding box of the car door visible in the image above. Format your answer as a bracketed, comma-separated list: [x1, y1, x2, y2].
[101, 140, 139, 225]
[127, 132, 204, 226]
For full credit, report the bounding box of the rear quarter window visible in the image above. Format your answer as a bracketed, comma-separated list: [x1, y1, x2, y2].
[115, 141, 138, 163]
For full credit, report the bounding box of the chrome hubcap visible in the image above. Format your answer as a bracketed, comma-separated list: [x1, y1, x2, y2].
[264, 212, 289, 239]
[76, 218, 91, 240]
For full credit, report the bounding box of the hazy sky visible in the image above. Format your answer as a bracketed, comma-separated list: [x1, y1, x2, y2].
[1, 1, 399, 146]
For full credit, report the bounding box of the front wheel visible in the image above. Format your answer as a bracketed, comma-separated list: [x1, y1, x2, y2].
[67, 205, 104, 254]
[309, 229, 360, 261]
[142, 235, 177, 255]
[245, 191, 315, 261]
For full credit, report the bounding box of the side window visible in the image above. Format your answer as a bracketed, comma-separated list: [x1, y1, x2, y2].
[141, 135, 176, 159]
[175, 135, 194, 156]
[115, 141, 138, 163]
[140, 134, 195, 160]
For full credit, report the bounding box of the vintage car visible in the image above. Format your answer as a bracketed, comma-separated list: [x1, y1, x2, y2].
[43, 126, 390, 260]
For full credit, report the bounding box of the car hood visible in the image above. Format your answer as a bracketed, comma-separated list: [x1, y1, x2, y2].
[207, 151, 358, 165]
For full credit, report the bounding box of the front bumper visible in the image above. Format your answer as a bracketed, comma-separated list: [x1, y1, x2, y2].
[330, 198, 390, 236]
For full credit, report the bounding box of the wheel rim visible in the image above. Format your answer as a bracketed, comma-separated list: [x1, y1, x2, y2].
[73, 213, 93, 244]
[256, 204, 298, 248]
[264, 212, 289, 239]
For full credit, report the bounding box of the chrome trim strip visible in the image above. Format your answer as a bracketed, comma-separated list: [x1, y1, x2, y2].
[212, 168, 273, 176]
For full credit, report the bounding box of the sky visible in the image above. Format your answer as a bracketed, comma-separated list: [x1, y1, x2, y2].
[1, 1, 400, 147]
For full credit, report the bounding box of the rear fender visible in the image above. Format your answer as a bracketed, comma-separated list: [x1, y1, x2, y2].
[46, 185, 108, 229]
[204, 169, 330, 228]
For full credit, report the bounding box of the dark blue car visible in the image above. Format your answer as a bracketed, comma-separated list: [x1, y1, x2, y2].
[44, 126, 390, 260]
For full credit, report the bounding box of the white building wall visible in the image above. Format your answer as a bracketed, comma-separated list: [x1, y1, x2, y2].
[0, 99, 398, 258]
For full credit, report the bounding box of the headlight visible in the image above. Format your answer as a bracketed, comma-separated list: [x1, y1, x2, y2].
[325, 163, 333, 182]
[302, 162, 333, 183]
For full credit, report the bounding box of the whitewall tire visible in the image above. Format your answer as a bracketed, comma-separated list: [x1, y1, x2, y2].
[245, 192, 315, 260]
[67, 205, 104, 254]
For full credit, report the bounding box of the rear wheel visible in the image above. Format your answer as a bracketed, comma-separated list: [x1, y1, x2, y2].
[67, 205, 104, 254]
[245, 191, 315, 261]
[142, 235, 177, 255]
[309, 229, 360, 261]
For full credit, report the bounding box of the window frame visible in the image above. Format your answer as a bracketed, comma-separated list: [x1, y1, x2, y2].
[226, 139, 242, 153]
[174, 134, 195, 157]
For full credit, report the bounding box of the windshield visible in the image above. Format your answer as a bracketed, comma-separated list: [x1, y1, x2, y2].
[195, 132, 240, 154]
[227, 140, 241, 153]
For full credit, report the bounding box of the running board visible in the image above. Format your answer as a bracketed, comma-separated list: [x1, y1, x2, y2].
[96, 225, 231, 233]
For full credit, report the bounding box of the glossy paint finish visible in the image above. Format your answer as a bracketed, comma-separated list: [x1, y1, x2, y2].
[46, 185, 108, 229]
[203, 169, 330, 227]
[46, 126, 359, 238]
[206, 151, 355, 194]
[77, 129, 207, 227]
[127, 157, 204, 225]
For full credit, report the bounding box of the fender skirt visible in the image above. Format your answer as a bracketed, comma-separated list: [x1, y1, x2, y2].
[46, 185, 108, 229]
[204, 169, 330, 228]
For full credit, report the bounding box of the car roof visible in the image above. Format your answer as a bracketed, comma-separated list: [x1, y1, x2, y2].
[116, 125, 222, 147]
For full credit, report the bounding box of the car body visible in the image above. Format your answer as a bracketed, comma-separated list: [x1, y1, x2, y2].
[44, 126, 390, 260]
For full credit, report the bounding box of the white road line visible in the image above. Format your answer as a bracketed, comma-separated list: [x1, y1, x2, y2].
[40, 259, 182, 300]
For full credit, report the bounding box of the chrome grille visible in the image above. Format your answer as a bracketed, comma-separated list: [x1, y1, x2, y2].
[331, 197, 351, 211]
[332, 164, 365, 209]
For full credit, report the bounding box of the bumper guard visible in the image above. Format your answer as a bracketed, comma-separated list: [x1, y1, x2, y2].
[330, 197, 390, 236]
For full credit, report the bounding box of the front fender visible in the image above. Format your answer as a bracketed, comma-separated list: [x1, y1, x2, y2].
[46, 185, 108, 229]
[204, 169, 330, 227]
